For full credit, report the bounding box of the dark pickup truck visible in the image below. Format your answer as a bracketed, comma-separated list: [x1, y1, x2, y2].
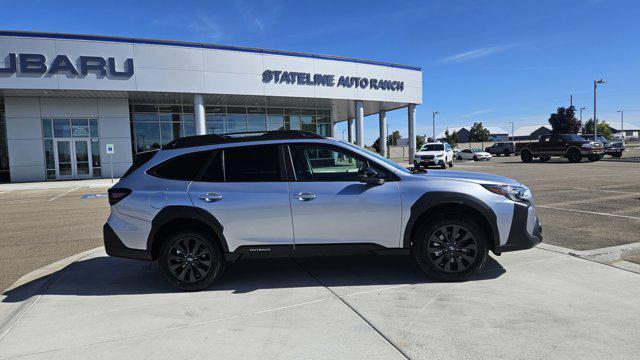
[515, 134, 605, 163]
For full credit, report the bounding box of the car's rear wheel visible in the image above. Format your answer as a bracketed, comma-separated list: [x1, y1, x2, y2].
[457, 155, 463, 160]
[159, 230, 224, 291]
[503, 149, 510, 156]
[521, 150, 533, 163]
[567, 148, 582, 163]
[473, 155, 478, 161]
[413, 216, 488, 281]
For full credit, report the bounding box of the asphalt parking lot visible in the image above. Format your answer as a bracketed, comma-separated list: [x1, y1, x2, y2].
[449, 147, 640, 251]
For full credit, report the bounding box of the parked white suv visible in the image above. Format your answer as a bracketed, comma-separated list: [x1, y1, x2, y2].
[414, 142, 454, 169]
[105, 131, 542, 291]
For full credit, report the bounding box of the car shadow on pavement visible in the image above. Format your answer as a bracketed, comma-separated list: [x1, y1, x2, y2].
[2, 254, 505, 303]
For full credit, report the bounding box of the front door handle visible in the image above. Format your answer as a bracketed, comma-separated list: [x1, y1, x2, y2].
[297, 192, 316, 201]
[199, 192, 223, 202]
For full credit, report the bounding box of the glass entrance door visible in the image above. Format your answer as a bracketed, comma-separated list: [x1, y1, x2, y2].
[54, 139, 93, 180]
[74, 140, 92, 179]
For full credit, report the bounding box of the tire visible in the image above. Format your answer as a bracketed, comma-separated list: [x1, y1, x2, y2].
[521, 150, 533, 163]
[473, 155, 478, 161]
[158, 230, 225, 291]
[567, 148, 582, 163]
[612, 151, 622, 158]
[503, 149, 510, 156]
[539, 156, 550, 162]
[457, 155, 463, 161]
[413, 216, 489, 281]
[440, 161, 446, 169]
[448, 159, 454, 167]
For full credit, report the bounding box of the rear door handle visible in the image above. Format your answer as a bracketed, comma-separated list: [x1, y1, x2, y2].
[199, 192, 223, 202]
[296, 192, 316, 201]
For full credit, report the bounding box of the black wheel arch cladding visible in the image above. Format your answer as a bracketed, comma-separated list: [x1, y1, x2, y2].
[147, 205, 230, 259]
[403, 191, 500, 251]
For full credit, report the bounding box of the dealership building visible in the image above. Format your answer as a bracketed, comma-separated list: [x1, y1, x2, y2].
[0, 31, 422, 183]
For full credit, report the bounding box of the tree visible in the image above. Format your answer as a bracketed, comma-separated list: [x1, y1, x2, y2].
[583, 119, 612, 139]
[548, 106, 581, 134]
[372, 130, 402, 153]
[444, 129, 458, 147]
[468, 122, 491, 142]
[416, 135, 426, 150]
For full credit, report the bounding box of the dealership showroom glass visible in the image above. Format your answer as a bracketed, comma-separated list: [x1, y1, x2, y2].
[0, 30, 422, 183]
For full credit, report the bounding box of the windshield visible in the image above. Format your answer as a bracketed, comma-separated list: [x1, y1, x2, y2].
[563, 134, 587, 141]
[420, 144, 444, 151]
[340, 141, 411, 174]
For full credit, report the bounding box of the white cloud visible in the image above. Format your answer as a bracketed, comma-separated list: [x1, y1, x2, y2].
[459, 108, 494, 118]
[439, 44, 520, 63]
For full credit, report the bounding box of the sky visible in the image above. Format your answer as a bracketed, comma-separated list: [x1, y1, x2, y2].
[1, 0, 639, 144]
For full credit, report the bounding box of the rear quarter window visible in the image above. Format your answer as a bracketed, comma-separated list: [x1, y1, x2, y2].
[149, 151, 213, 181]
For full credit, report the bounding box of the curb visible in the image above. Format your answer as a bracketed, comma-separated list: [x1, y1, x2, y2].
[0, 247, 105, 341]
[537, 242, 640, 274]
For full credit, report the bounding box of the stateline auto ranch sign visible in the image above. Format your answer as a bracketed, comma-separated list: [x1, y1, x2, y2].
[0, 53, 134, 78]
[262, 70, 404, 92]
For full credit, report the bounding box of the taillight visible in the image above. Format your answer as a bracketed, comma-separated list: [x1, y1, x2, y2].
[108, 188, 132, 206]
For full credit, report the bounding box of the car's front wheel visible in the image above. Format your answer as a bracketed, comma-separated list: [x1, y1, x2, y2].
[611, 151, 622, 158]
[159, 230, 224, 291]
[413, 216, 488, 281]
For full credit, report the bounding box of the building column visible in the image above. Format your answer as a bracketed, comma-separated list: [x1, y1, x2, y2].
[331, 120, 337, 138]
[347, 118, 354, 143]
[408, 104, 416, 162]
[194, 94, 206, 136]
[355, 100, 364, 147]
[379, 110, 387, 157]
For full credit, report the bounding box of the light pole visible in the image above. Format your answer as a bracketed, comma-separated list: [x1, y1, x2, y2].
[432, 111, 439, 141]
[617, 110, 624, 140]
[593, 79, 605, 138]
[508, 122, 514, 142]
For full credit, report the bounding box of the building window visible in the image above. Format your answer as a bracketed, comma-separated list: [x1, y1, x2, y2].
[0, 100, 9, 183]
[130, 103, 332, 154]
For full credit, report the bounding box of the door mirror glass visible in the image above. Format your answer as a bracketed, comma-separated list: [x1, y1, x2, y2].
[357, 164, 385, 186]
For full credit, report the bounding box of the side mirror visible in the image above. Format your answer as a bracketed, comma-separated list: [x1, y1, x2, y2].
[357, 164, 385, 186]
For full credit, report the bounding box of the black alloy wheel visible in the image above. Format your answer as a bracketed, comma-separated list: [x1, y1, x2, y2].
[413, 216, 488, 281]
[521, 150, 533, 163]
[159, 231, 224, 291]
[567, 149, 582, 163]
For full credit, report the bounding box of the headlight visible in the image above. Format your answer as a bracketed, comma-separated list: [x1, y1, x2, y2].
[482, 184, 531, 202]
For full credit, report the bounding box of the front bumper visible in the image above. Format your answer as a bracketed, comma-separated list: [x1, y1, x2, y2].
[104, 223, 152, 260]
[495, 202, 543, 253]
[580, 148, 605, 155]
[604, 147, 625, 154]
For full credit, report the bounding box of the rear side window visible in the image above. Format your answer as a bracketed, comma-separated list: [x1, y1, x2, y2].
[149, 151, 212, 181]
[122, 150, 158, 179]
[224, 145, 281, 182]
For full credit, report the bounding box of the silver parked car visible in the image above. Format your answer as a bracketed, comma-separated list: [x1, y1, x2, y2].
[105, 131, 542, 291]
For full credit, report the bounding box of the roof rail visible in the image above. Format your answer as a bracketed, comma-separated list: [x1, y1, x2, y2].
[163, 130, 325, 150]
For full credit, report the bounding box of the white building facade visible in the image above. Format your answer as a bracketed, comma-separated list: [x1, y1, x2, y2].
[0, 31, 422, 182]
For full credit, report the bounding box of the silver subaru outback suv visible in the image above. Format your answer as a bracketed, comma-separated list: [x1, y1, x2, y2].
[105, 131, 542, 291]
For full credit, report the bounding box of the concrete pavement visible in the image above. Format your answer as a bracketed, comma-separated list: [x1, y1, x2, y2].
[1, 246, 640, 359]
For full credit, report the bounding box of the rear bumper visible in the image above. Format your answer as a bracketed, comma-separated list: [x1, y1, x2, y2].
[104, 223, 152, 261]
[495, 202, 543, 253]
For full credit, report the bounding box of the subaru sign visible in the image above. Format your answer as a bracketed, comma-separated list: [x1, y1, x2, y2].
[0, 53, 134, 78]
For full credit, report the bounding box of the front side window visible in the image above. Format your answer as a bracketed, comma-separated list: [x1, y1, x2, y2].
[291, 145, 376, 182]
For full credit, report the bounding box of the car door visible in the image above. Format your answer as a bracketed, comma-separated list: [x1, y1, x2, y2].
[286, 143, 402, 248]
[461, 149, 473, 160]
[188, 144, 294, 250]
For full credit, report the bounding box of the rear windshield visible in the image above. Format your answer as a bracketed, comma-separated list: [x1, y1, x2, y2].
[121, 150, 158, 179]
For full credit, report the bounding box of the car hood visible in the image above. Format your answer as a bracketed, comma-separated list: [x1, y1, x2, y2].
[474, 151, 491, 156]
[421, 170, 522, 186]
